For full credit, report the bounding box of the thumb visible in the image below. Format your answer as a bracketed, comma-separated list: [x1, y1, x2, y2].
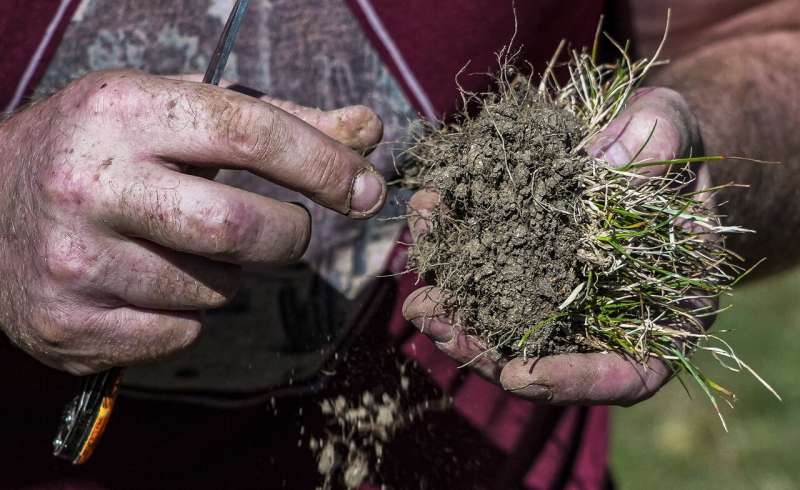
[586, 87, 701, 176]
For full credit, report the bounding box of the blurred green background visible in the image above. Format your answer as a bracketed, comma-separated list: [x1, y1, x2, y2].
[611, 269, 800, 489]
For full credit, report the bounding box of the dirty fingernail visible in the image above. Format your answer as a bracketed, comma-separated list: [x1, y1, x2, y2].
[408, 212, 431, 239]
[288, 200, 309, 211]
[413, 317, 453, 343]
[350, 169, 385, 215]
[504, 382, 553, 401]
[288, 200, 312, 221]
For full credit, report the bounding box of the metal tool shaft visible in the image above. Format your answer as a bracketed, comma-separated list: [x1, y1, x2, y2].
[204, 0, 250, 85]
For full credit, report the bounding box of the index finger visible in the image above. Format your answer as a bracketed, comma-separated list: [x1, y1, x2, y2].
[84, 71, 386, 218]
[165, 74, 384, 152]
[407, 188, 441, 242]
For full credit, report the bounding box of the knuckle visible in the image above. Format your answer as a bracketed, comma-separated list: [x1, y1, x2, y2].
[196, 200, 260, 256]
[43, 234, 101, 286]
[72, 69, 146, 118]
[71, 366, 97, 376]
[23, 309, 116, 374]
[223, 104, 283, 163]
[28, 308, 83, 350]
[40, 165, 94, 209]
[307, 147, 349, 199]
[30, 320, 71, 349]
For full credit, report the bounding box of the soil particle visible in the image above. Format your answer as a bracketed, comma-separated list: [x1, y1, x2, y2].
[310, 363, 450, 489]
[405, 88, 594, 355]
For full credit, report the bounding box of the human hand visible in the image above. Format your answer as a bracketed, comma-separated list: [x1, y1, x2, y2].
[0, 69, 385, 375]
[403, 87, 711, 406]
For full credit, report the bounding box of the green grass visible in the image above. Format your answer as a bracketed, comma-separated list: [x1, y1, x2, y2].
[612, 267, 800, 489]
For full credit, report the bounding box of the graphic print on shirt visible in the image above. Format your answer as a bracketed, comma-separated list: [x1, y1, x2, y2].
[36, 0, 417, 393]
[37, 0, 415, 300]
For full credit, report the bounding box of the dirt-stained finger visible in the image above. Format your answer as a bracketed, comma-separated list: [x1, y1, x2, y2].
[90, 238, 241, 310]
[76, 71, 385, 217]
[435, 328, 504, 382]
[403, 285, 503, 380]
[402, 286, 452, 341]
[499, 352, 672, 406]
[262, 99, 383, 152]
[96, 162, 311, 265]
[407, 189, 441, 243]
[45, 308, 202, 375]
[163, 75, 383, 151]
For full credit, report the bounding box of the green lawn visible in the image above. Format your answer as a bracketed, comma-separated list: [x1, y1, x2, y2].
[612, 268, 800, 490]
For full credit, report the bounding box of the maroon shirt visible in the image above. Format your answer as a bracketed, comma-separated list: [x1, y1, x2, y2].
[0, 1, 611, 488]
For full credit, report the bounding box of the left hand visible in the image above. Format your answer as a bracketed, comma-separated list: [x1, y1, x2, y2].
[402, 87, 711, 406]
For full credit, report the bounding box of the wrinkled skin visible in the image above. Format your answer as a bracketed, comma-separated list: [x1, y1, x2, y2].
[403, 87, 709, 406]
[0, 70, 385, 375]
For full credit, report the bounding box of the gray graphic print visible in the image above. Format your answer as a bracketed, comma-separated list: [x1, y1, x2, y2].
[37, 0, 417, 394]
[38, 0, 415, 298]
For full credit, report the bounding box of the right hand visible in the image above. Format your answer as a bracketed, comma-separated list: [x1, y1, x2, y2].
[402, 87, 707, 407]
[0, 69, 385, 375]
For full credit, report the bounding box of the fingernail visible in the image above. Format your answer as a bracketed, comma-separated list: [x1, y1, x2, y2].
[506, 382, 553, 401]
[289, 200, 310, 214]
[350, 169, 385, 215]
[288, 201, 312, 227]
[595, 141, 632, 167]
[414, 317, 453, 343]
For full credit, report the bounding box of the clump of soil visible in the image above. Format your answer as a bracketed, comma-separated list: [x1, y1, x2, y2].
[310, 364, 449, 489]
[404, 82, 594, 355]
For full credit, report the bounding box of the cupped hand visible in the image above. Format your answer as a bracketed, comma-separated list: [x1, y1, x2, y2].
[0, 69, 385, 375]
[403, 87, 710, 406]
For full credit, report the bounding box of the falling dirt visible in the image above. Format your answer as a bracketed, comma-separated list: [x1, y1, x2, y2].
[404, 82, 594, 356]
[310, 363, 450, 489]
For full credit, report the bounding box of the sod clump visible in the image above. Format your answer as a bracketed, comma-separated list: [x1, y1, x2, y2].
[405, 85, 591, 356]
[401, 26, 778, 425]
